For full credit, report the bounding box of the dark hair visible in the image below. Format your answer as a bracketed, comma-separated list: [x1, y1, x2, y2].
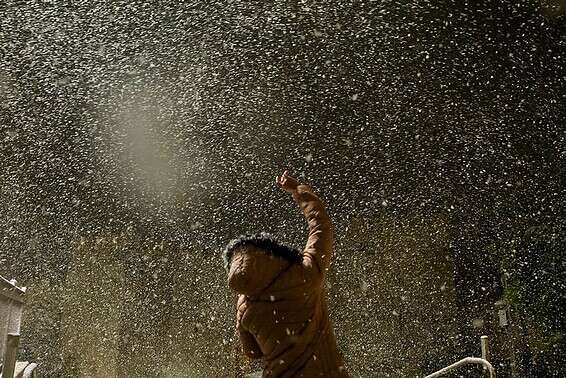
[222, 232, 302, 269]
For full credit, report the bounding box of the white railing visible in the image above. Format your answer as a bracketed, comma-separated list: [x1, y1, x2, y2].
[424, 357, 496, 378]
[424, 336, 496, 378]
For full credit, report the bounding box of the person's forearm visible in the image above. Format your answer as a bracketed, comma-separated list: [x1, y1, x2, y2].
[293, 185, 334, 273]
[293, 185, 328, 223]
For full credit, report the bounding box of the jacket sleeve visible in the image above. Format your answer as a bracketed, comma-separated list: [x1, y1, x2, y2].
[293, 184, 334, 276]
[236, 297, 263, 359]
[238, 323, 263, 359]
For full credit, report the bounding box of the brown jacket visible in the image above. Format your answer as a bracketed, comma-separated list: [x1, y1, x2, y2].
[228, 186, 347, 377]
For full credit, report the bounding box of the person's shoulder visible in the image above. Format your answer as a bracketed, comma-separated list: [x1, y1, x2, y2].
[282, 258, 323, 288]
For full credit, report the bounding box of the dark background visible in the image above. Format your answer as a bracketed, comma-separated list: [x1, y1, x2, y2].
[0, 0, 564, 377]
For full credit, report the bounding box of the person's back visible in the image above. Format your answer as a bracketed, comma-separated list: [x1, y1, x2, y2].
[223, 171, 347, 377]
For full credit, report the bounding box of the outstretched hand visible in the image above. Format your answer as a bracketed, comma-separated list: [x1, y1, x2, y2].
[276, 170, 300, 193]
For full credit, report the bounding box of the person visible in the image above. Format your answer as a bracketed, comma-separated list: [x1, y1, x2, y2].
[223, 171, 347, 377]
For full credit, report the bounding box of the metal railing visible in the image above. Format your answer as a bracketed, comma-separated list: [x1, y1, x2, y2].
[425, 357, 496, 378]
[424, 336, 496, 378]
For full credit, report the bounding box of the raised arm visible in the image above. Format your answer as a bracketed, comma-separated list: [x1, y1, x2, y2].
[276, 171, 334, 275]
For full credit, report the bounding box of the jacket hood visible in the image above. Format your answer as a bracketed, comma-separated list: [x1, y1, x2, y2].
[227, 248, 290, 296]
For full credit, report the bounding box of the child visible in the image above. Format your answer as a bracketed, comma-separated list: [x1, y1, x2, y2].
[223, 171, 347, 377]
